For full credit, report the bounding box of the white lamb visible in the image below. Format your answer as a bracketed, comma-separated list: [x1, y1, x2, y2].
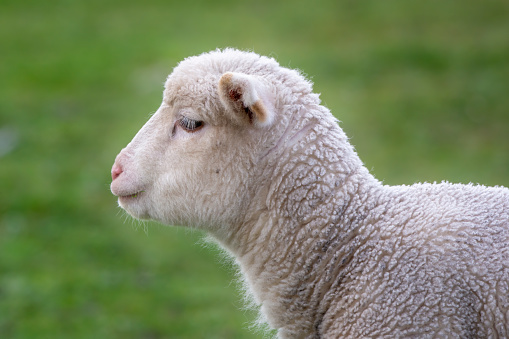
[110, 48, 509, 338]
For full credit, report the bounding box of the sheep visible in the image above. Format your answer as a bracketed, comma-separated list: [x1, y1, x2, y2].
[110, 48, 509, 338]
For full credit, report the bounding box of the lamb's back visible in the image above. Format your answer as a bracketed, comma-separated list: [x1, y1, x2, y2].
[321, 182, 509, 338]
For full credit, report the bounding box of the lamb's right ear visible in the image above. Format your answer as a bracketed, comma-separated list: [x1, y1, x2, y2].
[218, 72, 275, 127]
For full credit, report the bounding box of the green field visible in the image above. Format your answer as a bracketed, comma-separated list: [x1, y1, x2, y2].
[1, 0, 508, 337]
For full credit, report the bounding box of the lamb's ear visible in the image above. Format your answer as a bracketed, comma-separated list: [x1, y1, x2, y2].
[218, 72, 275, 127]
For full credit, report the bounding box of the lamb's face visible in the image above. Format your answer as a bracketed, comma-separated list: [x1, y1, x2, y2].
[110, 56, 278, 230]
[110, 101, 221, 227]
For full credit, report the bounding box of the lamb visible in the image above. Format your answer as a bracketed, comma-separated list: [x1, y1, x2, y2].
[110, 48, 509, 338]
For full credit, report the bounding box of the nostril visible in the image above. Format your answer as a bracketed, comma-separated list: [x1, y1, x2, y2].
[111, 163, 123, 181]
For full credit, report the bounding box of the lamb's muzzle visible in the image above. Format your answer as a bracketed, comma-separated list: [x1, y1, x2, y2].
[111, 162, 122, 181]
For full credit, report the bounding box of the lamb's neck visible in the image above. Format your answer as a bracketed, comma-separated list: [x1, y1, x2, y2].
[222, 114, 383, 335]
[237, 168, 380, 336]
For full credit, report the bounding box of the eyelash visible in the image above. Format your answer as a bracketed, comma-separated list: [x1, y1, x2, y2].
[178, 116, 204, 133]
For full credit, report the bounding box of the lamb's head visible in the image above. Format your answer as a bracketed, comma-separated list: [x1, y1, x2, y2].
[110, 49, 318, 232]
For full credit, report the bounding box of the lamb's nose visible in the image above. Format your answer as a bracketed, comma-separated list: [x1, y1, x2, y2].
[111, 162, 123, 181]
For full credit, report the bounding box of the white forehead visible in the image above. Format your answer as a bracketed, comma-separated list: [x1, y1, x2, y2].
[167, 49, 281, 83]
[162, 49, 317, 120]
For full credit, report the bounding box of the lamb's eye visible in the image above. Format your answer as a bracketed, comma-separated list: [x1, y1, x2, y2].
[178, 116, 204, 133]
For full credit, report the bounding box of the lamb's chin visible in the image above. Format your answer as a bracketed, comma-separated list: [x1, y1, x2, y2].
[118, 194, 151, 220]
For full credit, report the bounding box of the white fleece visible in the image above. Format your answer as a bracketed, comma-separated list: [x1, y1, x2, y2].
[111, 48, 509, 338]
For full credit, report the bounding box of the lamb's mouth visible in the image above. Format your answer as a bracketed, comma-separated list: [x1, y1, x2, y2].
[119, 191, 145, 199]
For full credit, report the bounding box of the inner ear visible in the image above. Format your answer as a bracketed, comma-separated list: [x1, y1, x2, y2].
[243, 105, 254, 124]
[228, 88, 255, 123]
[229, 89, 242, 102]
[218, 72, 275, 127]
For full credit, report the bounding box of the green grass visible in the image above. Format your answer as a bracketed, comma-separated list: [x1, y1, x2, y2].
[1, 0, 508, 337]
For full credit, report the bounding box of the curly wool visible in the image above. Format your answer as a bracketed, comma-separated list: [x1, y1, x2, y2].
[111, 49, 509, 338]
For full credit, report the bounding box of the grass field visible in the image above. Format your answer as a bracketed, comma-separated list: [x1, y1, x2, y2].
[1, 0, 508, 337]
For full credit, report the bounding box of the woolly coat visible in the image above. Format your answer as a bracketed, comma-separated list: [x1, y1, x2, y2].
[111, 49, 509, 338]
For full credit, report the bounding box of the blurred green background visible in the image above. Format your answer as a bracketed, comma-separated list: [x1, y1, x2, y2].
[1, 0, 508, 337]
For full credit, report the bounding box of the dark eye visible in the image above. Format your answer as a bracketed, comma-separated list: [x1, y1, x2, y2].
[178, 116, 204, 133]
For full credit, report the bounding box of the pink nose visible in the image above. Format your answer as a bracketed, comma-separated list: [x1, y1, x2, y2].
[111, 162, 123, 181]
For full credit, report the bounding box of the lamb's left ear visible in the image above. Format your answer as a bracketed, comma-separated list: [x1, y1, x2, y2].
[218, 72, 275, 127]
